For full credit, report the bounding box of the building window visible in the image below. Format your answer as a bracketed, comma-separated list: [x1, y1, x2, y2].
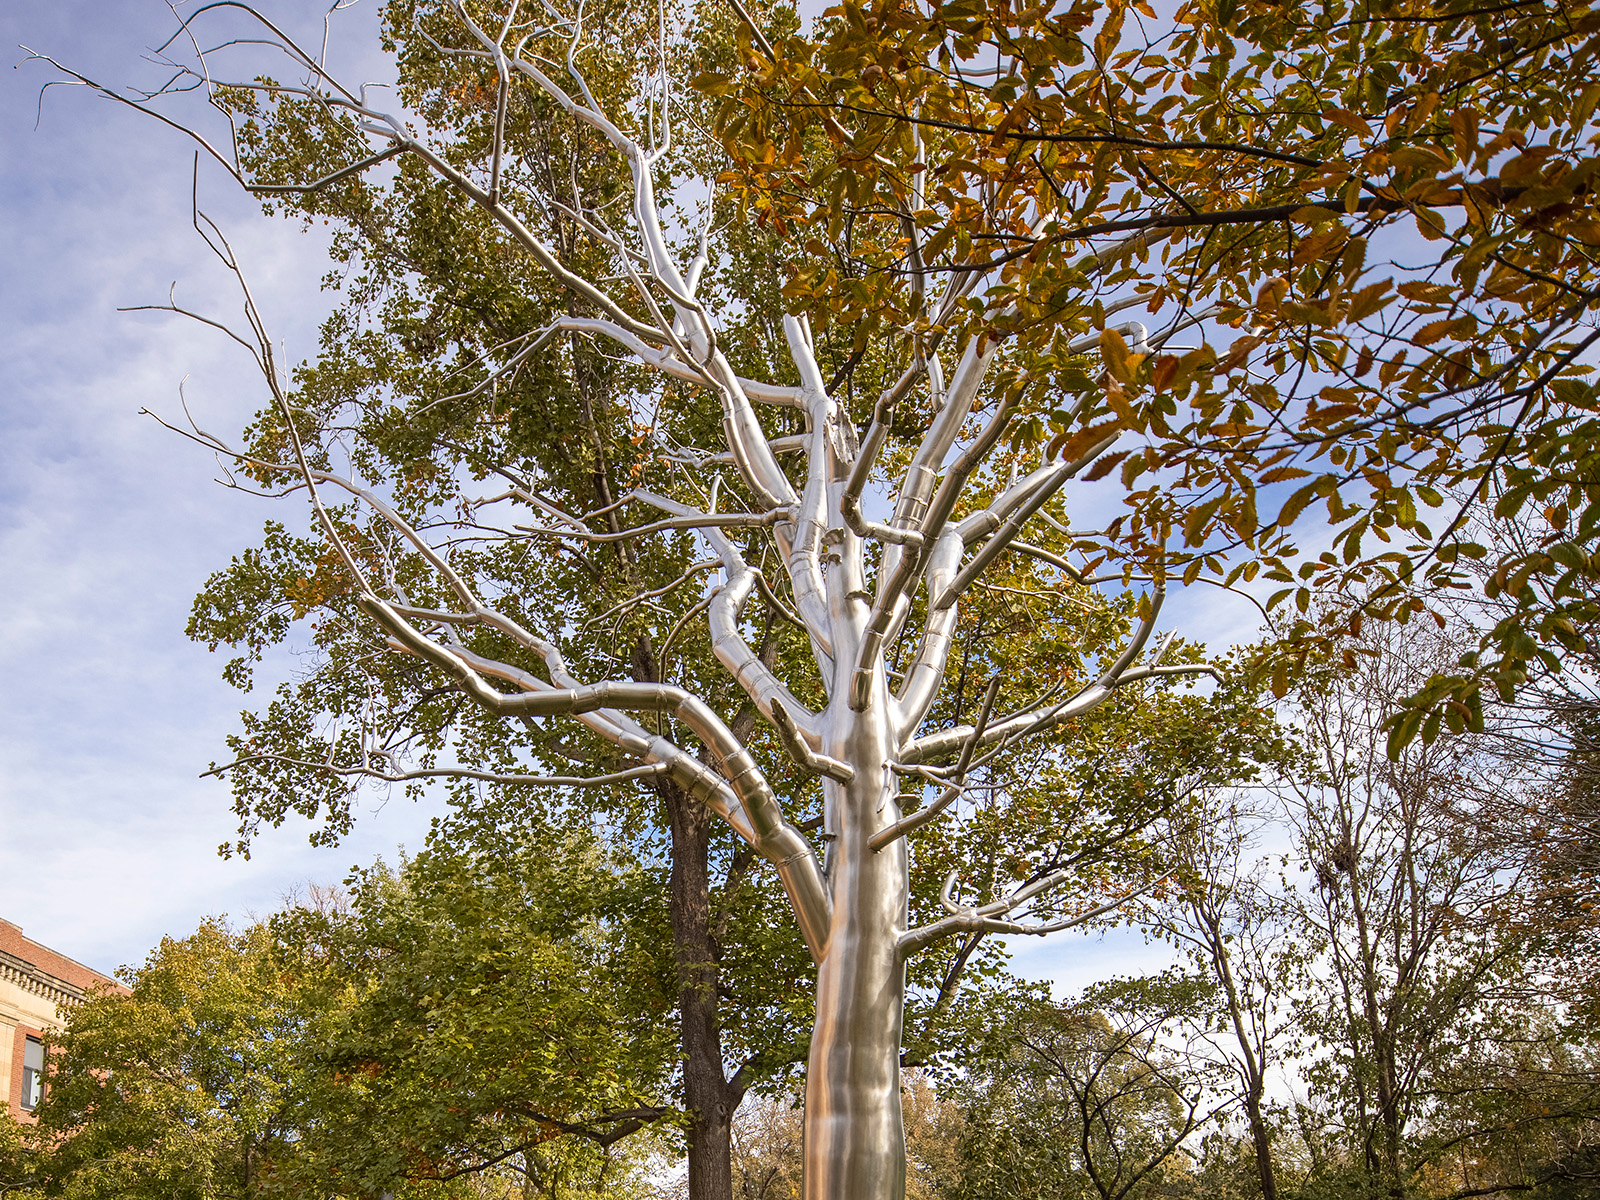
[21, 1037, 43, 1111]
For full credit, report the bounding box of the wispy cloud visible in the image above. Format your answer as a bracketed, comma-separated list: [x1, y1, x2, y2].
[0, 1, 432, 976]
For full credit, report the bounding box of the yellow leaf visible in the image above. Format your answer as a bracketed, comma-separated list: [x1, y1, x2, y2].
[1277, 480, 1323, 527]
[1342, 177, 1364, 213]
[1566, 216, 1600, 244]
[1256, 277, 1289, 311]
[1292, 230, 1346, 267]
[1396, 280, 1453, 302]
[1056, 419, 1125, 463]
[1449, 107, 1481, 167]
[1389, 145, 1451, 172]
[1083, 449, 1132, 482]
[1346, 282, 1394, 323]
[1216, 335, 1262, 374]
[1576, 84, 1600, 129]
[1259, 466, 1312, 484]
[1099, 327, 1141, 383]
[1414, 316, 1465, 345]
[1324, 106, 1374, 140]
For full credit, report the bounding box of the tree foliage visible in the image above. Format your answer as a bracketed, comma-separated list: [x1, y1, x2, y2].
[271, 826, 680, 1195]
[1, 840, 681, 1200]
[32, 3, 1292, 1194]
[707, 0, 1600, 742]
[28, 1, 1600, 1196]
[8, 920, 300, 1200]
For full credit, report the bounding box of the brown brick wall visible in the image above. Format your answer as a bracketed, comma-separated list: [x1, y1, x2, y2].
[0, 920, 119, 995]
[0, 919, 123, 1125]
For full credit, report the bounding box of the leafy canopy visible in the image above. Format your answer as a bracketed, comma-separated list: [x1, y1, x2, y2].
[708, 0, 1600, 744]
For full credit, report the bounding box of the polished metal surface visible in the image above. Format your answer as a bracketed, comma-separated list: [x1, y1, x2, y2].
[803, 532, 910, 1200]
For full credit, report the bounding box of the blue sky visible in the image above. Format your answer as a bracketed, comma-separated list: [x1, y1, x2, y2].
[0, 1, 437, 977]
[0, 1, 1267, 992]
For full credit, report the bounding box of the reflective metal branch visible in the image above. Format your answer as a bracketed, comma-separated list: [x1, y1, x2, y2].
[514, 506, 791, 542]
[898, 877, 1152, 957]
[360, 592, 831, 960]
[780, 317, 844, 659]
[203, 755, 671, 790]
[932, 434, 1122, 613]
[901, 580, 1190, 765]
[544, 315, 801, 405]
[892, 529, 965, 739]
[876, 390, 1018, 654]
[847, 338, 1009, 711]
[874, 337, 1001, 595]
[771, 701, 857, 785]
[869, 678, 999, 851]
[887, 439, 1116, 736]
[628, 490, 825, 739]
[839, 368, 927, 548]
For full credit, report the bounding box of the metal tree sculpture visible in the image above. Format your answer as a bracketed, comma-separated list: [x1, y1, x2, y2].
[35, 4, 1218, 1197]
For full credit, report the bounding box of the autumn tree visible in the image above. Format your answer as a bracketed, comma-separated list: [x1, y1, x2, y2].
[1139, 619, 1600, 1200]
[4, 853, 677, 1200]
[28, 2, 1296, 1198]
[1142, 794, 1307, 1200]
[1278, 621, 1598, 1200]
[269, 826, 680, 1197]
[934, 982, 1225, 1200]
[10, 920, 302, 1200]
[711, 0, 1600, 740]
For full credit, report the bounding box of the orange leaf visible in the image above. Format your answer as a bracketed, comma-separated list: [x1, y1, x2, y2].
[1057, 419, 1125, 464]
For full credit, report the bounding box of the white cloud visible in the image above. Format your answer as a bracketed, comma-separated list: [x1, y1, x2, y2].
[0, 1, 433, 976]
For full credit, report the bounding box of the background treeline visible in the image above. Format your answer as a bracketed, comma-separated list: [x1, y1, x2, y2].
[734, 617, 1600, 1200]
[3, 620, 1595, 1200]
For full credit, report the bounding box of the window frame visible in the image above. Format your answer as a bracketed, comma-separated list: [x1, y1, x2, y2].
[21, 1035, 44, 1112]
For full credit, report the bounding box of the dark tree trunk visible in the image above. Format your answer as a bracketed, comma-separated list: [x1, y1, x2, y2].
[1243, 1086, 1280, 1200]
[663, 776, 737, 1200]
[633, 631, 738, 1200]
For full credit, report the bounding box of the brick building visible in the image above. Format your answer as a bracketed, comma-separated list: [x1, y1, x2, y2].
[0, 918, 121, 1121]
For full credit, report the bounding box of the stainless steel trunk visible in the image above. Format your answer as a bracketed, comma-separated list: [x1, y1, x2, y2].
[802, 677, 909, 1200]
